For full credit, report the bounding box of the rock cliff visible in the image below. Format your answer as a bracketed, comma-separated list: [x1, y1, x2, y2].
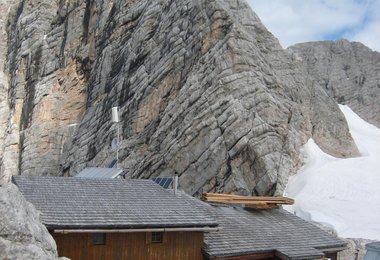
[0, 0, 368, 196]
[288, 39, 380, 128]
[0, 182, 58, 259]
[0, 0, 14, 182]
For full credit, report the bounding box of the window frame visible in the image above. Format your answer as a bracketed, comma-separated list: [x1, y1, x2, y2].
[151, 232, 163, 244]
[92, 233, 106, 245]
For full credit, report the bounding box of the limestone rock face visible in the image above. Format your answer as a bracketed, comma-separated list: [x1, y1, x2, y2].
[0, 0, 16, 182]
[1, 0, 362, 195]
[0, 183, 58, 259]
[1, 0, 88, 181]
[288, 40, 380, 128]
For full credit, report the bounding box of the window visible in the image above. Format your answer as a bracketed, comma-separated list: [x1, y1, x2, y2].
[151, 232, 163, 243]
[92, 233, 106, 245]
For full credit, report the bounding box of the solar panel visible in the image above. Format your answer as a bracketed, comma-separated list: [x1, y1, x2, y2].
[163, 178, 173, 189]
[75, 167, 125, 178]
[152, 177, 173, 189]
[108, 159, 117, 168]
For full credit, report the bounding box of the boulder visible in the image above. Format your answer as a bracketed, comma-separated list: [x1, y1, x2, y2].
[0, 182, 58, 259]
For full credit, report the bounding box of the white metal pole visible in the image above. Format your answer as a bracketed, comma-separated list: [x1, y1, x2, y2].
[174, 174, 178, 194]
[112, 106, 120, 168]
[116, 122, 120, 168]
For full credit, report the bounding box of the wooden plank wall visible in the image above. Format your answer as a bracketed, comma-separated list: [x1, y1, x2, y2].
[52, 231, 204, 260]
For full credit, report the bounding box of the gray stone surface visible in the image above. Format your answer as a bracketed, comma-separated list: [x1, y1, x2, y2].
[0, 0, 366, 197]
[0, 0, 15, 182]
[338, 238, 379, 260]
[0, 182, 58, 259]
[288, 39, 380, 128]
[1, 0, 88, 181]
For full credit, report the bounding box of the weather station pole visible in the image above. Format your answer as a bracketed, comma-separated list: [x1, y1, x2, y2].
[112, 106, 120, 168]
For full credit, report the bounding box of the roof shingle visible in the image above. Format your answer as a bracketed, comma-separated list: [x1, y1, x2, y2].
[12, 176, 217, 229]
[204, 206, 346, 260]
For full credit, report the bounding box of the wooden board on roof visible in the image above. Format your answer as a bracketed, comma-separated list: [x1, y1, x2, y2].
[202, 193, 294, 209]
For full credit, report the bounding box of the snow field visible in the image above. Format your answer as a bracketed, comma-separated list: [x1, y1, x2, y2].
[284, 105, 380, 240]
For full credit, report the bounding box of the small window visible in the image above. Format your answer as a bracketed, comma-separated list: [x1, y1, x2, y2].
[151, 232, 163, 243]
[92, 233, 106, 245]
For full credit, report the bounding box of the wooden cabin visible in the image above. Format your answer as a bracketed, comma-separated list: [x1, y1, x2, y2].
[12, 176, 217, 260]
[13, 176, 346, 260]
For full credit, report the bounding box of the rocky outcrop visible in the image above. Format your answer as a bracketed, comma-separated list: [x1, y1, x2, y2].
[339, 238, 379, 260]
[288, 39, 380, 128]
[1, 0, 361, 195]
[0, 0, 15, 182]
[0, 182, 58, 259]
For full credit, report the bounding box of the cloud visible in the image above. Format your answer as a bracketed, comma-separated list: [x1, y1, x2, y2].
[351, 21, 380, 52]
[348, 0, 380, 52]
[247, 0, 380, 52]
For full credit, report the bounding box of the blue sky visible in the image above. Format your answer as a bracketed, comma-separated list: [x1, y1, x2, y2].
[247, 0, 380, 52]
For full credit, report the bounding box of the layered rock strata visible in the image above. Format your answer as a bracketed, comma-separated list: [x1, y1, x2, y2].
[1, 0, 88, 181]
[0, 0, 15, 182]
[1, 0, 361, 195]
[289, 40, 380, 128]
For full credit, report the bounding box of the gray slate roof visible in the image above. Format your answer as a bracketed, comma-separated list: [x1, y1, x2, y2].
[12, 176, 217, 230]
[204, 206, 346, 260]
[75, 167, 128, 178]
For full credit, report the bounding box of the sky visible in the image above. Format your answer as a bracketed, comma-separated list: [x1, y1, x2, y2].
[247, 0, 380, 52]
[284, 105, 380, 240]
